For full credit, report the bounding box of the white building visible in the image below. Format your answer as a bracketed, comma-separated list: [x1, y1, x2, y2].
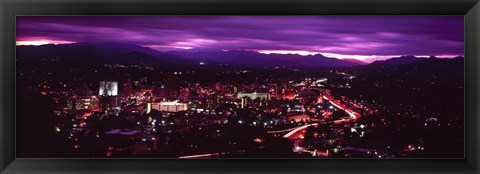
[237, 92, 270, 100]
[151, 101, 188, 112]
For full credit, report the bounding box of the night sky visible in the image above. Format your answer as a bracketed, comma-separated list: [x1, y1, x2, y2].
[16, 16, 464, 62]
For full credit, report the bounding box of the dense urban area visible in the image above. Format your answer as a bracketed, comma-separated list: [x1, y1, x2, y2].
[16, 43, 464, 158]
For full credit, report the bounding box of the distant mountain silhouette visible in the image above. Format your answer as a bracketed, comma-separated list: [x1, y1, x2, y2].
[167, 49, 361, 67]
[358, 56, 464, 74]
[72, 42, 163, 56]
[371, 55, 426, 65]
[17, 43, 362, 68]
[406, 56, 464, 73]
[16, 43, 192, 69]
[17, 43, 462, 68]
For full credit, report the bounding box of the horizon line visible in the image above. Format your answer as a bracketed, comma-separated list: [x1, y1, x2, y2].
[15, 41, 464, 63]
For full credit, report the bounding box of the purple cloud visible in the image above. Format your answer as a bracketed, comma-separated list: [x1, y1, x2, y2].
[16, 16, 464, 61]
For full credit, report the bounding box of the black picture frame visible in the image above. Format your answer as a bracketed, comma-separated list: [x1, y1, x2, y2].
[1, 0, 479, 173]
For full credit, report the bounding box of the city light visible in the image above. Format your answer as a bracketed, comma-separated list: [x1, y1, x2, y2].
[16, 16, 464, 159]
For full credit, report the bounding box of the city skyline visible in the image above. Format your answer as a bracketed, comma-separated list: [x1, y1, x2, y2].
[16, 16, 464, 62]
[16, 16, 464, 158]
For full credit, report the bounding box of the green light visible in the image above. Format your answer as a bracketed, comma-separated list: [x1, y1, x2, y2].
[333, 148, 339, 153]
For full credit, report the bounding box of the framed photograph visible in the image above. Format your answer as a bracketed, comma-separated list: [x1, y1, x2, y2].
[1, 0, 479, 173]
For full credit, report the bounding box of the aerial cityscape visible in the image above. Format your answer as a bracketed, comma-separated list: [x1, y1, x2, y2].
[16, 16, 464, 158]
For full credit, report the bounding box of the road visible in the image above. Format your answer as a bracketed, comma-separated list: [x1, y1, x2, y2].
[275, 94, 362, 138]
[280, 94, 363, 157]
[180, 94, 362, 158]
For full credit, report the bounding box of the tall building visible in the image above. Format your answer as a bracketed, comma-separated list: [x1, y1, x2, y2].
[240, 97, 248, 108]
[99, 81, 119, 112]
[99, 81, 118, 96]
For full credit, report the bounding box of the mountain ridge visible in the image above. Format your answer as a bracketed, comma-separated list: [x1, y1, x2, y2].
[16, 43, 464, 68]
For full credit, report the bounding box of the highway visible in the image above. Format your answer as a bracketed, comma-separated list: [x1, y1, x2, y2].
[273, 94, 362, 138]
[282, 123, 318, 138]
[280, 94, 363, 157]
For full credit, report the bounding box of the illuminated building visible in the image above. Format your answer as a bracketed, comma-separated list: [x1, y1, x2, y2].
[68, 83, 100, 115]
[237, 92, 270, 100]
[287, 105, 306, 113]
[151, 101, 188, 112]
[241, 97, 248, 108]
[98, 81, 120, 111]
[99, 81, 118, 96]
[68, 96, 100, 117]
[268, 84, 278, 98]
[69, 96, 99, 110]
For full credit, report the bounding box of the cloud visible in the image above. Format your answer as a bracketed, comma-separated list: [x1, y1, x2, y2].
[16, 16, 464, 61]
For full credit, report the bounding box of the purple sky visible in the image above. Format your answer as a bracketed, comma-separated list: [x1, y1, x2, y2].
[16, 16, 464, 62]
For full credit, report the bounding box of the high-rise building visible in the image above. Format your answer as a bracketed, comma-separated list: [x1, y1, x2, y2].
[99, 81, 118, 96]
[99, 81, 119, 112]
[240, 97, 248, 108]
